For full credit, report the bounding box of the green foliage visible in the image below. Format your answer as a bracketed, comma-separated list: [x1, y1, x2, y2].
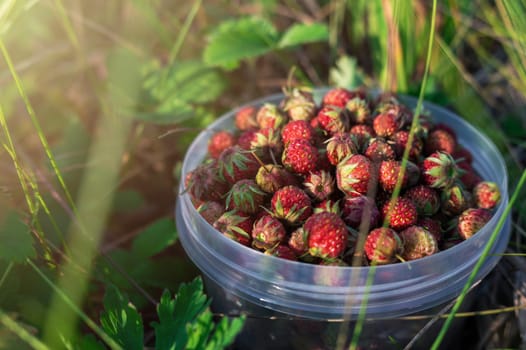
[0, 213, 35, 264]
[131, 218, 178, 259]
[203, 16, 329, 70]
[329, 55, 366, 89]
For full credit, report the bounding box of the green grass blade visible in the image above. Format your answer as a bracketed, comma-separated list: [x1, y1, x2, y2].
[431, 169, 526, 349]
[0, 308, 49, 350]
[52, 0, 80, 52]
[167, 0, 202, 65]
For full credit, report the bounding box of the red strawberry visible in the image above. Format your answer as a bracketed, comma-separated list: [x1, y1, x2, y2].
[237, 130, 257, 150]
[364, 227, 403, 265]
[433, 123, 457, 140]
[235, 106, 258, 131]
[350, 124, 375, 151]
[303, 170, 335, 201]
[325, 133, 358, 166]
[441, 183, 472, 216]
[389, 130, 423, 160]
[313, 199, 341, 215]
[208, 130, 237, 159]
[341, 195, 380, 229]
[345, 97, 372, 124]
[473, 181, 501, 209]
[365, 138, 396, 162]
[378, 160, 411, 192]
[404, 185, 440, 216]
[382, 197, 418, 231]
[373, 111, 403, 138]
[281, 120, 315, 145]
[196, 201, 224, 225]
[288, 226, 309, 256]
[322, 87, 354, 108]
[226, 179, 267, 214]
[255, 164, 298, 193]
[281, 87, 316, 121]
[213, 210, 254, 246]
[399, 226, 439, 260]
[417, 217, 443, 242]
[425, 129, 457, 155]
[282, 139, 319, 175]
[252, 214, 287, 250]
[218, 146, 260, 183]
[185, 162, 229, 202]
[264, 244, 297, 261]
[305, 212, 348, 259]
[457, 208, 492, 240]
[250, 127, 283, 162]
[336, 154, 374, 196]
[271, 185, 312, 225]
[421, 151, 459, 189]
[316, 105, 349, 134]
[256, 103, 287, 129]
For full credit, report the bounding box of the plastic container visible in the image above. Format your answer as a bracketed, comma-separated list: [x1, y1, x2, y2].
[176, 90, 511, 349]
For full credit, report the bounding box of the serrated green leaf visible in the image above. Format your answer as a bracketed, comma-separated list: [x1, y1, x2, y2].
[203, 17, 279, 69]
[134, 98, 194, 124]
[131, 218, 178, 258]
[0, 212, 35, 263]
[100, 286, 144, 350]
[68, 334, 106, 350]
[152, 277, 209, 350]
[278, 22, 329, 48]
[329, 55, 365, 89]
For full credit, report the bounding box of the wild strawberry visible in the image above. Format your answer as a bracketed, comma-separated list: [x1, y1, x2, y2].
[457, 162, 482, 190]
[264, 244, 297, 261]
[341, 195, 380, 229]
[441, 183, 472, 216]
[316, 147, 334, 171]
[313, 199, 341, 215]
[305, 212, 348, 259]
[281, 87, 316, 121]
[281, 120, 315, 145]
[271, 185, 312, 225]
[218, 146, 260, 183]
[235, 106, 258, 131]
[365, 138, 396, 162]
[288, 226, 309, 256]
[373, 111, 403, 138]
[282, 139, 319, 175]
[255, 164, 298, 193]
[433, 123, 457, 140]
[379, 160, 412, 192]
[404, 185, 440, 216]
[417, 217, 443, 242]
[399, 226, 439, 261]
[208, 130, 237, 159]
[425, 129, 457, 155]
[256, 103, 287, 129]
[185, 162, 229, 202]
[325, 133, 358, 166]
[346, 97, 372, 124]
[316, 105, 349, 134]
[250, 127, 283, 162]
[303, 170, 335, 201]
[473, 181, 501, 209]
[457, 208, 492, 240]
[237, 130, 257, 150]
[349, 124, 375, 151]
[196, 201, 224, 225]
[252, 214, 287, 250]
[364, 227, 403, 265]
[374, 92, 400, 112]
[389, 130, 423, 160]
[382, 197, 418, 231]
[213, 210, 254, 246]
[322, 87, 354, 108]
[421, 151, 459, 189]
[336, 155, 374, 196]
[226, 179, 267, 214]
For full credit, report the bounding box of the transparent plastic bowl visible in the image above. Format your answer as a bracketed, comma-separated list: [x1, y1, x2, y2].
[175, 90, 510, 348]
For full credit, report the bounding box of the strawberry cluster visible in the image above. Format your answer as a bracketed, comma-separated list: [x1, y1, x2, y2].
[185, 87, 502, 266]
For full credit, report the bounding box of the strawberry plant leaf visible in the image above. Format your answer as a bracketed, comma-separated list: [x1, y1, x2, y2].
[277, 22, 329, 48]
[203, 16, 279, 69]
[329, 55, 365, 89]
[131, 218, 178, 259]
[0, 212, 35, 263]
[67, 334, 106, 350]
[186, 309, 245, 350]
[134, 98, 194, 124]
[100, 285, 144, 350]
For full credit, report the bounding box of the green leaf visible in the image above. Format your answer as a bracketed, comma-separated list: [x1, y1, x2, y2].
[134, 99, 194, 124]
[131, 218, 178, 259]
[278, 22, 329, 48]
[0, 212, 35, 263]
[329, 55, 365, 89]
[203, 17, 279, 69]
[152, 277, 209, 350]
[100, 286, 144, 350]
[68, 334, 106, 350]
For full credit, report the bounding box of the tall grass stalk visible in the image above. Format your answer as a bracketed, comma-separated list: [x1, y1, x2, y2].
[0, 308, 49, 350]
